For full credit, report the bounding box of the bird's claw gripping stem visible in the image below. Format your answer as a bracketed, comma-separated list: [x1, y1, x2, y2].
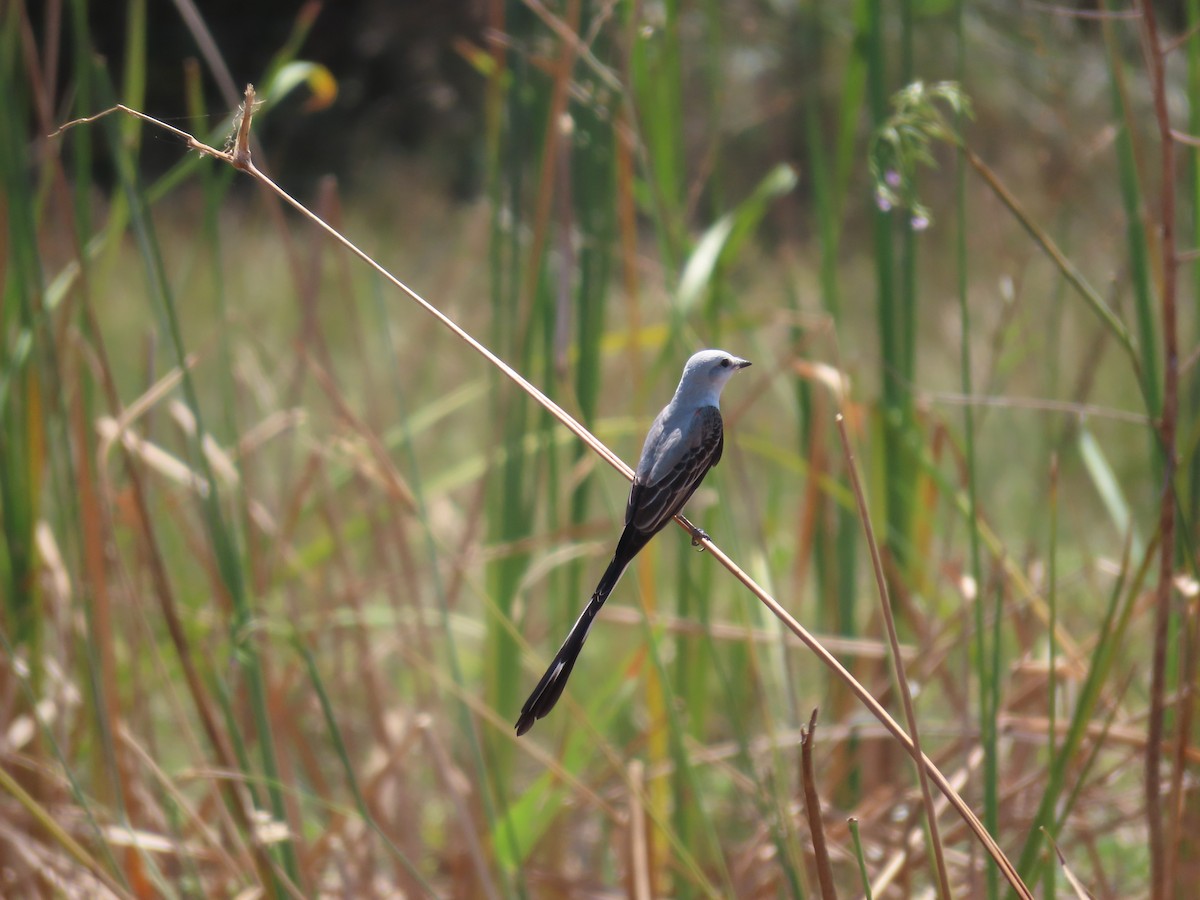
[690, 527, 710, 549]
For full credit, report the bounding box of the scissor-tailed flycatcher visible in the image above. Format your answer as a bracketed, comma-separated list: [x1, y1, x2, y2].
[515, 349, 751, 735]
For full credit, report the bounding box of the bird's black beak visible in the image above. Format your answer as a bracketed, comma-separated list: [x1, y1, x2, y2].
[735, 358, 752, 369]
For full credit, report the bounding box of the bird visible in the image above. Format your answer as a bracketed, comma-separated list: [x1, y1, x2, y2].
[515, 349, 751, 735]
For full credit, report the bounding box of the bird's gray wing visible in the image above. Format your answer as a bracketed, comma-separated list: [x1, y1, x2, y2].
[626, 406, 724, 534]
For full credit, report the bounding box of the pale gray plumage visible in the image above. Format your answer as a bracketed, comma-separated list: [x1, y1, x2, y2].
[516, 349, 751, 735]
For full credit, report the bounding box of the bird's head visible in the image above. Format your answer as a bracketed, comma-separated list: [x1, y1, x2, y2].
[676, 349, 751, 406]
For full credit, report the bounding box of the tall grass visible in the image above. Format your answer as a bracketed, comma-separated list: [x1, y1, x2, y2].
[1, 0, 1196, 896]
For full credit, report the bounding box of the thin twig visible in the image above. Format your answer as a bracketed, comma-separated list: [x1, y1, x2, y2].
[963, 147, 1138, 368]
[837, 415, 953, 900]
[1163, 18, 1200, 56]
[1024, 1, 1139, 19]
[1170, 128, 1200, 147]
[919, 390, 1150, 425]
[800, 709, 837, 900]
[628, 760, 653, 900]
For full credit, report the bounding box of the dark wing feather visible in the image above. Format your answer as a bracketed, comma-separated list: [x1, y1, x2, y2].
[626, 406, 724, 535]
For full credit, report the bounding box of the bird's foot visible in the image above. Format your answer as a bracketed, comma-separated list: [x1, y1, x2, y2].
[690, 527, 710, 549]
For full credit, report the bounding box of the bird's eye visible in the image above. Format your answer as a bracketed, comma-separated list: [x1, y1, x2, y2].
[720, 358, 731, 368]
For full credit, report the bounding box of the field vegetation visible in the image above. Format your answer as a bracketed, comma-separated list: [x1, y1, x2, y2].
[1, 0, 1197, 897]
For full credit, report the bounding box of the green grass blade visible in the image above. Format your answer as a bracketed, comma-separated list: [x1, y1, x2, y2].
[1099, 5, 1162, 477]
[294, 637, 435, 893]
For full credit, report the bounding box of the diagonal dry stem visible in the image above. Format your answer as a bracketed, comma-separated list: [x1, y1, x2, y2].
[836, 414, 952, 900]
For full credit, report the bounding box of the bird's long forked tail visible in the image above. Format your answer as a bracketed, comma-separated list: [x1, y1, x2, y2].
[515, 527, 652, 735]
